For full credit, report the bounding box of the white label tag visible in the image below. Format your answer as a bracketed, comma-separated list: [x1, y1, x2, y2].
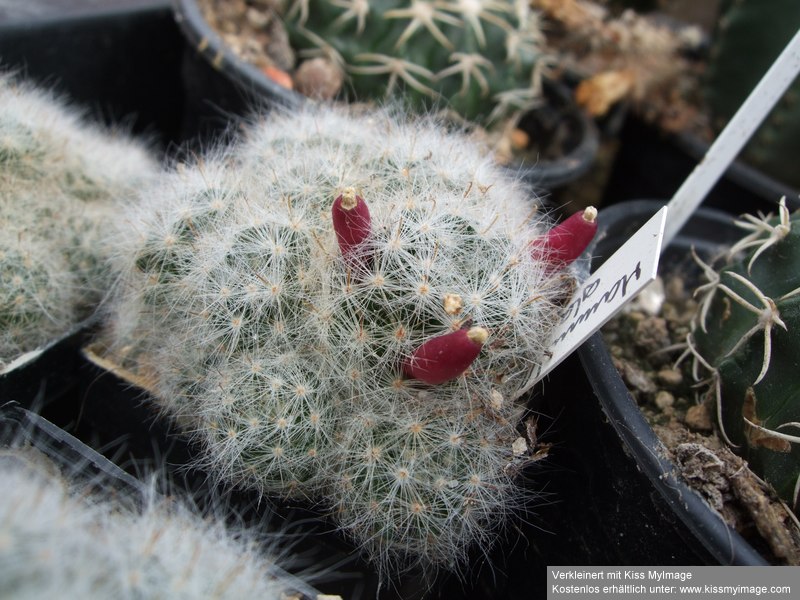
[518, 206, 668, 395]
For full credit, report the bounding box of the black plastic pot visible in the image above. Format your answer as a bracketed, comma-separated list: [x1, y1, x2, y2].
[602, 117, 800, 216]
[0, 324, 95, 427]
[0, 0, 185, 148]
[514, 79, 600, 192]
[0, 404, 324, 600]
[0, 403, 146, 495]
[172, 0, 598, 194]
[574, 199, 773, 566]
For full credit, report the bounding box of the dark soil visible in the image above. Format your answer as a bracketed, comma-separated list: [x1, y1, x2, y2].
[602, 272, 800, 564]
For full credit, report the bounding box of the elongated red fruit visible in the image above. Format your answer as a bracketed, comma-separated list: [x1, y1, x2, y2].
[531, 206, 598, 272]
[332, 188, 371, 266]
[404, 327, 489, 384]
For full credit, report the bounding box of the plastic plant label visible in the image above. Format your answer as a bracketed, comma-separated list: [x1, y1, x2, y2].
[520, 206, 668, 393]
[662, 29, 799, 246]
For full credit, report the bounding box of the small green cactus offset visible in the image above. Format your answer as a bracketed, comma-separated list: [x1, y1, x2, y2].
[285, 0, 546, 123]
[0, 74, 156, 367]
[101, 104, 595, 577]
[689, 198, 800, 512]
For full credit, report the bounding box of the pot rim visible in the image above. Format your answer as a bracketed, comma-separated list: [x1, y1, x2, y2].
[173, 0, 305, 109]
[579, 199, 770, 566]
[173, 0, 598, 189]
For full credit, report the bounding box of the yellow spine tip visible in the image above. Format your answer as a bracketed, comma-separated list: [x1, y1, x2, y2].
[340, 187, 358, 210]
[467, 326, 489, 345]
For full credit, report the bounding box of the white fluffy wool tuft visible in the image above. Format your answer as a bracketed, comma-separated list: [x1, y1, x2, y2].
[0, 447, 313, 599]
[0, 73, 157, 366]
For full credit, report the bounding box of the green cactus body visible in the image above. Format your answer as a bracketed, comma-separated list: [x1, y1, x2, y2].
[0, 74, 156, 366]
[0, 242, 78, 358]
[704, 0, 800, 187]
[103, 105, 576, 577]
[286, 0, 544, 123]
[691, 199, 800, 511]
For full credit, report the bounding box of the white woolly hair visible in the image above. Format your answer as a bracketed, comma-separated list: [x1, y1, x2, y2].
[0, 444, 321, 600]
[0, 71, 156, 196]
[101, 103, 568, 580]
[0, 73, 158, 367]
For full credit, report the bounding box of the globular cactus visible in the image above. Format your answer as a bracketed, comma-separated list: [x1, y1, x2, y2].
[0, 446, 317, 599]
[0, 74, 155, 199]
[0, 74, 156, 366]
[100, 104, 595, 577]
[285, 0, 546, 124]
[689, 198, 800, 513]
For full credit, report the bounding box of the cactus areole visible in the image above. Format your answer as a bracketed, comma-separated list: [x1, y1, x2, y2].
[690, 198, 800, 511]
[285, 0, 546, 123]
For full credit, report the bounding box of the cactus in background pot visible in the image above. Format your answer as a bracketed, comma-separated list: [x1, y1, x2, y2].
[0, 74, 156, 367]
[0, 446, 316, 599]
[285, 0, 546, 124]
[704, 0, 800, 188]
[100, 104, 595, 577]
[689, 197, 800, 513]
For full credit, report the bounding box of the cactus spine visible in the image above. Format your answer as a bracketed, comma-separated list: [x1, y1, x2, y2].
[689, 198, 800, 512]
[101, 104, 591, 577]
[285, 0, 546, 124]
[0, 74, 156, 366]
[0, 447, 315, 599]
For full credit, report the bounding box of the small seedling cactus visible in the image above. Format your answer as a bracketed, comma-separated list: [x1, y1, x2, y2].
[0, 446, 316, 599]
[285, 0, 546, 124]
[101, 104, 595, 578]
[0, 74, 156, 366]
[688, 198, 800, 513]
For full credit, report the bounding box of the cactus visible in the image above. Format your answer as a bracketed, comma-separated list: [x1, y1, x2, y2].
[0, 74, 156, 366]
[284, 0, 546, 124]
[0, 446, 317, 599]
[704, 0, 800, 187]
[100, 104, 594, 577]
[689, 198, 800, 513]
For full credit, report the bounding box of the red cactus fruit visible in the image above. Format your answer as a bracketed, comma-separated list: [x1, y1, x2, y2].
[531, 206, 598, 272]
[404, 326, 489, 384]
[332, 188, 372, 268]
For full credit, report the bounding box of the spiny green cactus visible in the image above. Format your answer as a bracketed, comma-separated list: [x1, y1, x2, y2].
[0, 446, 318, 599]
[704, 0, 800, 187]
[689, 197, 800, 513]
[285, 0, 546, 124]
[100, 104, 595, 578]
[0, 74, 156, 367]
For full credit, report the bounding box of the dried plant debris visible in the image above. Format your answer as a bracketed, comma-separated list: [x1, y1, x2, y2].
[603, 273, 800, 565]
[532, 0, 709, 134]
[197, 0, 296, 76]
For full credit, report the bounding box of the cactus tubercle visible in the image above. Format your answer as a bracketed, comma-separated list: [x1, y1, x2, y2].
[404, 326, 489, 384]
[332, 188, 372, 266]
[531, 206, 598, 271]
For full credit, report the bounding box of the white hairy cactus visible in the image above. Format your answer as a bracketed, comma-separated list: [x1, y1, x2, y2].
[0, 74, 155, 197]
[0, 447, 315, 600]
[101, 104, 594, 578]
[0, 73, 156, 367]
